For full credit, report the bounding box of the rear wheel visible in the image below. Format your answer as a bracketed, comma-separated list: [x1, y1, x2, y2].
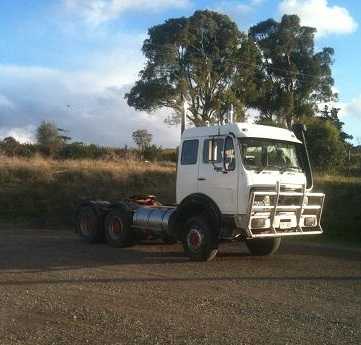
[104, 208, 133, 247]
[245, 237, 281, 256]
[183, 216, 218, 261]
[76, 205, 104, 243]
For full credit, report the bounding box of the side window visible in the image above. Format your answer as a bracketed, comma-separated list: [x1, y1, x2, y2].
[224, 136, 235, 171]
[203, 138, 224, 163]
[181, 140, 199, 165]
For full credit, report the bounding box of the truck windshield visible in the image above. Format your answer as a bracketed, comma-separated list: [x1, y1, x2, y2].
[239, 138, 303, 172]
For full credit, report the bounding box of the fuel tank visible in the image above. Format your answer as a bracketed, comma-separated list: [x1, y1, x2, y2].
[132, 206, 176, 232]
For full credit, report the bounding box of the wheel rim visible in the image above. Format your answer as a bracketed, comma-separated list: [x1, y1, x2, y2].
[79, 212, 95, 236]
[109, 217, 123, 240]
[187, 227, 203, 252]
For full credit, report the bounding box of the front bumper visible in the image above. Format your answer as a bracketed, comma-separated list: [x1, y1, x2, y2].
[245, 184, 325, 239]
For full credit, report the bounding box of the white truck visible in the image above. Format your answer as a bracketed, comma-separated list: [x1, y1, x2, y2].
[75, 123, 325, 261]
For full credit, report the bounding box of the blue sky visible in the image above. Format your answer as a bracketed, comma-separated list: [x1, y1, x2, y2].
[0, 0, 360, 147]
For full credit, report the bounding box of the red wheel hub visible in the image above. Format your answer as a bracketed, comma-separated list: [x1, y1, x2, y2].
[188, 229, 202, 250]
[80, 213, 94, 234]
[111, 219, 122, 234]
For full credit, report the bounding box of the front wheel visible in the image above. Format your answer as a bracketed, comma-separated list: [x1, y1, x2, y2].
[183, 217, 218, 261]
[245, 237, 281, 256]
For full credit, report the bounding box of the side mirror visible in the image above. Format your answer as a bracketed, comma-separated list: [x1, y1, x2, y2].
[223, 136, 235, 172]
[292, 123, 313, 190]
[292, 124, 307, 141]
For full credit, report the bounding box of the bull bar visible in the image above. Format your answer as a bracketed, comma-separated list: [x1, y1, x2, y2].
[246, 183, 325, 239]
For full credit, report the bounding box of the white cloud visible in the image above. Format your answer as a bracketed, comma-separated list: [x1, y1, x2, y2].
[339, 95, 361, 119]
[215, 0, 264, 21]
[0, 23, 182, 149]
[0, 125, 35, 144]
[64, 0, 191, 26]
[0, 64, 180, 148]
[279, 0, 358, 37]
[0, 94, 15, 109]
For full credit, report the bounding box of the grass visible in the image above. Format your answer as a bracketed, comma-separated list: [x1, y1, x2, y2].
[313, 174, 361, 243]
[0, 155, 360, 243]
[0, 156, 176, 226]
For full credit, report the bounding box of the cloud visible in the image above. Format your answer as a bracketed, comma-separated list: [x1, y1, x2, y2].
[215, 0, 264, 23]
[0, 125, 35, 144]
[0, 94, 15, 109]
[0, 64, 180, 147]
[64, 0, 191, 26]
[339, 95, 361, 119]
[279, 0, 358, 37]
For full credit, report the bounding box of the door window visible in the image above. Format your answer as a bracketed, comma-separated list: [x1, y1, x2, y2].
[181, 140, 199, 165]
[203, 138, 224, 163]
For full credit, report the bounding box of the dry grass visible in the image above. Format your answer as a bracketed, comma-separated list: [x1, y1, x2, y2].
[0, 156, 176, 225]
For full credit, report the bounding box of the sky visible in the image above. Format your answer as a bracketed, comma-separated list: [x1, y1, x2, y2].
[0, 0, 360, 147]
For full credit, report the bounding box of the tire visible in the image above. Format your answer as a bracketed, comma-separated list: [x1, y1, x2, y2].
[245, 237, 281, 256]
[104, 208, 133, 247]
[76, 205, 104, 243]
[182, 216, 218, 261]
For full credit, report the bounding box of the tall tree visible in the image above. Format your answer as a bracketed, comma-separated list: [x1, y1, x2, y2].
[126, 10, 259, 127]
[249, 15, 336, 128]
[320, 105, 353, 143]
[36, 121, 65, 155]
[132, 129, 153, 158]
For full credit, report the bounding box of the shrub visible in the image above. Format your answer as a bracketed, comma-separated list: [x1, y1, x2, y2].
[302, 117, 346, 173]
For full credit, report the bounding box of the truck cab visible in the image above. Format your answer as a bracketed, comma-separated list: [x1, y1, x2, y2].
[176, 123, 324, 257]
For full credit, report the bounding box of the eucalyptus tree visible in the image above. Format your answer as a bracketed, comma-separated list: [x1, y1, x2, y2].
[126, 10, 259, 128]
[249, 15, 336, 128]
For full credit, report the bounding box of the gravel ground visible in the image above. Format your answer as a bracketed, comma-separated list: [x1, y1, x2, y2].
[0, 227, 360, 345]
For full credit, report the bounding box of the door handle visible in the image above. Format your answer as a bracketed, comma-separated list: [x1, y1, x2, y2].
[197, 177, 207, 181]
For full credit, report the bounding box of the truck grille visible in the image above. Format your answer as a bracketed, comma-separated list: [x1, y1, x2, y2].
[247, 183, 325, 239]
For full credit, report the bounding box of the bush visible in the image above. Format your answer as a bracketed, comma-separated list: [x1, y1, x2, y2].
[160, 148, 178, 163]
[0, 137, 38, 158]
[315, 176, 361, 242]
[55, 143, 119, 160]
[143, 145, 162, 161]
[302, 117, 346, 173]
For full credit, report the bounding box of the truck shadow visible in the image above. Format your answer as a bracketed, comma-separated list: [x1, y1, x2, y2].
[0, 228, 360, 274]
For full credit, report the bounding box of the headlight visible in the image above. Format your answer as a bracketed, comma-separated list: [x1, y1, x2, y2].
[251, 218, 267, 228]
[263, 195, 271, 206]
[304, 216, 316, 227]
[254, 195, 271, 207]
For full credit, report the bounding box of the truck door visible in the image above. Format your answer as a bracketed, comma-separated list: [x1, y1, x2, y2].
[176, 139, 200, 204]
[197, 136, 238, 214]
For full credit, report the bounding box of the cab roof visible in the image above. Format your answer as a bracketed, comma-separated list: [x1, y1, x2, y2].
[182, 122, 301, 144]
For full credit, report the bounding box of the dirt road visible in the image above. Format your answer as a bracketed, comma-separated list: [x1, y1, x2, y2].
[0, 227, 360, 345]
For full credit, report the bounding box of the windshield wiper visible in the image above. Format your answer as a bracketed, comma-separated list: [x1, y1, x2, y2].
[256, 165, 267, 173]
[283, 166, 301, 172]
[275, 165, 301, 173]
